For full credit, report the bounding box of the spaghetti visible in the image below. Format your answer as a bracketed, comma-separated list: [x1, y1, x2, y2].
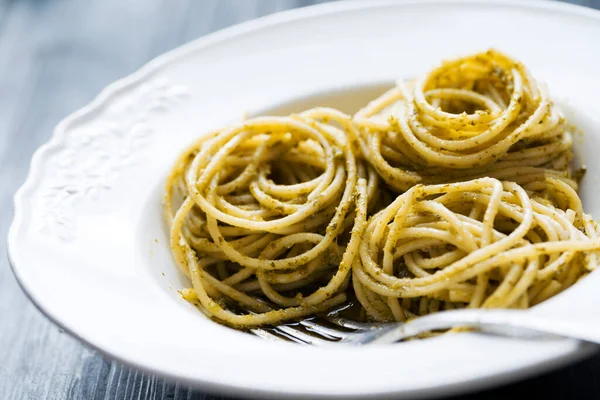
[165, 109, 381, 327]
[353, 177, 600, 322]
[164, 49, 600, 328]
[353, 49, 576, 193]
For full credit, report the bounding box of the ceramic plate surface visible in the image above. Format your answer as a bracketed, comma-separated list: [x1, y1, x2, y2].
[8, 1, 600, 398]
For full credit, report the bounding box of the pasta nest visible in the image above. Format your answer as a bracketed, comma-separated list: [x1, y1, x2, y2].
[354, 177, 600, 322]
[165, 109, 379, 326]
[353, 49, 575, 192]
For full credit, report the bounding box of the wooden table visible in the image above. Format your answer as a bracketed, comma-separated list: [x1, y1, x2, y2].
[1, 1, 599, 398]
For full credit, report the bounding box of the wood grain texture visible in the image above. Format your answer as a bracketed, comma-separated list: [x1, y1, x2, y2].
[0, 1, 599, 399]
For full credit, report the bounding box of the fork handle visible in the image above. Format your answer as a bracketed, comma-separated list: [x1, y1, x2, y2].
[368, 309, 600, 345]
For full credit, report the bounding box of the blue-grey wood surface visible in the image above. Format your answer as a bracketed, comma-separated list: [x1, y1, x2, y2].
[1, 0, 600, 399]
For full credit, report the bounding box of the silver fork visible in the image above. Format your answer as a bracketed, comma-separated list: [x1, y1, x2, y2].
[252, 309, 600, 346]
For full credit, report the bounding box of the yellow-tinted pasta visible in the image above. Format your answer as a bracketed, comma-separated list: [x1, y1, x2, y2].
[353, 177, 600, 322]
[352, 49, 576, 193]
[164, 109, 379, 327]
[164, 49, 599, 329]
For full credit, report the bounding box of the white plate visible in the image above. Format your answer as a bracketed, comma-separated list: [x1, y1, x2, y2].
[8, 0, 600, 398]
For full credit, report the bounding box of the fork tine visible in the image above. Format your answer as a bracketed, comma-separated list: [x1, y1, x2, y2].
[339, 324, 401, 345]
[274, 325, 334, 346]
[327, 317, 384, 330]
[252, 327, 311, 344]
[272, 328, 314, 345]
[299, 319, 350, 340]
[250, 328, 283, 342]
